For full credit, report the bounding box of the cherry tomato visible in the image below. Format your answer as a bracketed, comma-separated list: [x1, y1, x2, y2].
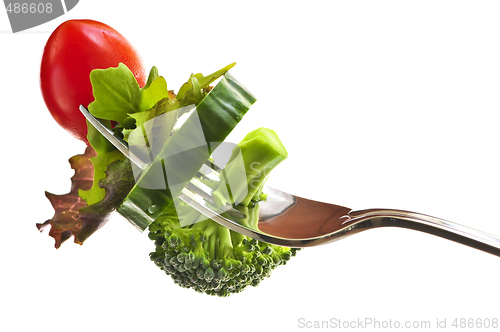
[40, 20, 146, 145]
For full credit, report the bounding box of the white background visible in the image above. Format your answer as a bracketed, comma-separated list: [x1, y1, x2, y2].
[2, 1, 500, 331]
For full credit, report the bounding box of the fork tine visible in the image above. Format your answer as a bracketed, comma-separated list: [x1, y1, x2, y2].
[197, 163, 221, 183]
[182, 179, 246, 219]
[79, 105, 148, 170]
[186, 178, 216, 205]
[203, 159, 223, 173]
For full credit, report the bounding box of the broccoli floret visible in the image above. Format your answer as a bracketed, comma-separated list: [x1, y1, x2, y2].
[148, 127, 298, 296]
[148, 202, 298, 297]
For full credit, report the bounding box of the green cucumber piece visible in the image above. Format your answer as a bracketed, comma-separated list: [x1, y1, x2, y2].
[117, 73, 256, 231]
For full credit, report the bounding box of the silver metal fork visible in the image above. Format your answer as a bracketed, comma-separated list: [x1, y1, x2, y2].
[80, 105, 500, 257]
[182, 163, 500, 256]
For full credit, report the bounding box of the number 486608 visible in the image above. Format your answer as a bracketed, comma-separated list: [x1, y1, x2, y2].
[452, 318, 498, 329]
[5, 3, 53, 14]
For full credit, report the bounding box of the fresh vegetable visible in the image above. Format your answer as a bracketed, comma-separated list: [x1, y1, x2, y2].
[40, 19, 146, 144]
[37, 146, 136, 246]
[148, 129, 297, 296]
[212, 127, 288, 208]
[39, 21, 298, 297]
[37, 146, 97, 247]
[118, 71, 256, 229]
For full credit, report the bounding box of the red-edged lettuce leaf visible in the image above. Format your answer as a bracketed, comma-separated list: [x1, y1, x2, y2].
[37, 146, 135, 248]
[37, 147, 96, 248]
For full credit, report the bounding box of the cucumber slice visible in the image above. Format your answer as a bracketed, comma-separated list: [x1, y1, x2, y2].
[117, 73, 256, 231]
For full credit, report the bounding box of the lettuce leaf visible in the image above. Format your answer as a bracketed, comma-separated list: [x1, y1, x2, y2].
[176, 62, 236, 100]
[37, 147, 95, 248]
[37, 146, 136, 248]
[88, 63, 142, 123]
[78, 122, 125, 205]
[77, 158, 135, 242]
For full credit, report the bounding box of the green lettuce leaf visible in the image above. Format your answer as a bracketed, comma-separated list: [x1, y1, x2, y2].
[88, 63, 142, 123]
[129, 97, 180, 128]
[78, 121, 125, 205]
[176, 62, 236, 99]
[139, 75, 169, 111]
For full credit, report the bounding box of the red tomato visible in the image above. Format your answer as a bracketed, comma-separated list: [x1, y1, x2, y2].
[40, 20, 146, 145]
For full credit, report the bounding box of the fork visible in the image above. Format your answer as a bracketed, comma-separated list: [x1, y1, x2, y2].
[80, 105, 500, 257]
[183, 164, 500, 256]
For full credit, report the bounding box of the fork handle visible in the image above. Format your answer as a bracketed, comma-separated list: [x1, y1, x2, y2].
[348, 209, 500, 257]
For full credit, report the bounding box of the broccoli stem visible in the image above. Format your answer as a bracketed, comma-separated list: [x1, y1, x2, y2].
[217, 224, 234, 259]
[208, 227, 217, 261]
